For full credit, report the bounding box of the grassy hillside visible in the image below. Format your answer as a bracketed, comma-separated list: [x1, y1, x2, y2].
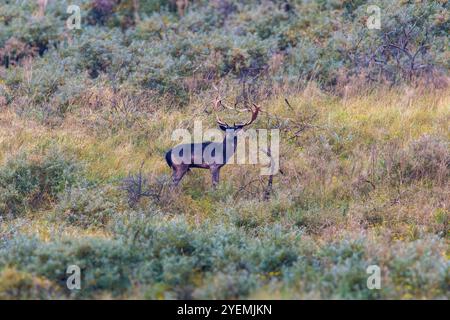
[0, 0, 449, 299]
[1, 86, 448, 299]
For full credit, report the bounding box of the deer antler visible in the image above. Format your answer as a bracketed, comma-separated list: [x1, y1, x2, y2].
[236, 103, 261, 127]
[213, 85, 261, 127]
[214, 95, 230, 127]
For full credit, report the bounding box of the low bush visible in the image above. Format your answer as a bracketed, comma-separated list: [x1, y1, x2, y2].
[0, 267, 62, 300]
[55, 185, 121, 228]
[0, 236, 139, 298]
[3, 1, 447, 111]
[380, 135, 449, 186]
[0, 149, 80, 217]
[386, 237, 449, 299]
[405, 135, 449, 184]
[192, 270, 259, 299]
[0, 214, 448, 299]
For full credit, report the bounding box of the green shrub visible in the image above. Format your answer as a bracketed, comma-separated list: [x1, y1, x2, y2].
[387, 237, 449, 299]
[2, 0, 447, 111]
[0, 185, 24, 218]
[192, 270, 259, 299]
[55, 185, 120, 228]
[348, 1, 449, 85]
[246, 225, 301, 273]
[1, 215, 449, 299]
[0, 267, 62, 300]
[0, 236, 139, 298]
[111, 213, 302, 298]
[0, 149, 80, 217]
[280, 238, 378, 299]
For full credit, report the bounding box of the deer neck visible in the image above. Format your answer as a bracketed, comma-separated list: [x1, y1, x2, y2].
[223, 131, 238, 162]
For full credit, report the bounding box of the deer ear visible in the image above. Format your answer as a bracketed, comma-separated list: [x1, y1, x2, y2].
[218, 124, 228, 131]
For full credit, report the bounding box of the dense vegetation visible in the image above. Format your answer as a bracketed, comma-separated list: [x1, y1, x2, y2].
[0, 0, 449, 299]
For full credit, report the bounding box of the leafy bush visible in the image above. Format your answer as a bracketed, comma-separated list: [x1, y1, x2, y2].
[0, 149, 80, 217]
[387, 237, 449, 299]
[55, 185, 120, 228]
[0, 37, 37, 68]
[1, 213, 448, 299]
[0, 236, 139, 298]
[192, 270, 259, 299]
[0, 267, 62, 300]
[111, 213, 302, 298]
[3, 0, 447, 111]
[348, 1, 449, 85]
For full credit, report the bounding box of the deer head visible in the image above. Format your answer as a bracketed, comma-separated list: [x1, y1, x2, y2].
[213, 95, 261, 135]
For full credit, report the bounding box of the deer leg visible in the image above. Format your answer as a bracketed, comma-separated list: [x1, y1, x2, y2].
[210, 167, 220, 188]
[172, 165, 189, 187]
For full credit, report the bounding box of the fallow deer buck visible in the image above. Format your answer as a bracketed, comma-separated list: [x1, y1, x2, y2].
[165, 97, 261, 188]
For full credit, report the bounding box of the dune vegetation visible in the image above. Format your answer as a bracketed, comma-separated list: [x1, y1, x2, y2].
[0, 0, 449, 299]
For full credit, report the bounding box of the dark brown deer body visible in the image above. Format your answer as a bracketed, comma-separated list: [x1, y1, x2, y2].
[165, 98, 260, 188]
